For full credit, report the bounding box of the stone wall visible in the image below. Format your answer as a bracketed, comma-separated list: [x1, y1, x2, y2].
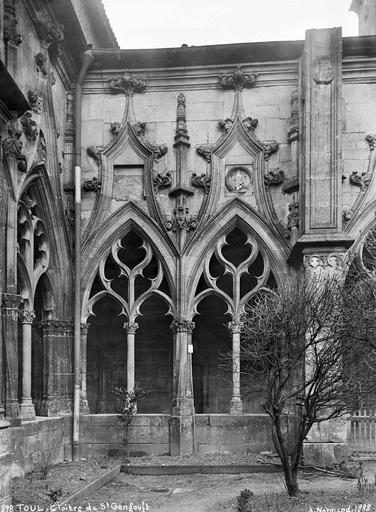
[0, 426, 12, 506]
[11, 417, 71, 477]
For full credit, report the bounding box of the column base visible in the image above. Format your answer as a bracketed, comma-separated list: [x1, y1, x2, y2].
[230, 397, 243, 415]
[169, 415, 194, 456]
[5, 400, 19, 420]
[19, 401, 36, 420]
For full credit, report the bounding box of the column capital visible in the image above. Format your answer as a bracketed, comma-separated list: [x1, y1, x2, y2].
[80, 323, 90, 335]
[39, 319, 73, 334]
[228, 320, 243, 334]
[19, 309, 36, 324]
[123, 321, 139, 334]
[170, 320, 195, 334]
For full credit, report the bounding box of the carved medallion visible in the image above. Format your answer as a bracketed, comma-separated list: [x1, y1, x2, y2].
[225, 167, 252, 194]
[313, 57, 335, 84]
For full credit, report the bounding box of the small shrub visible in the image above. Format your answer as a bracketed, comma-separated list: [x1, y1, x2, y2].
[237, 489, 254, 512]
[46, 487, 63, 502]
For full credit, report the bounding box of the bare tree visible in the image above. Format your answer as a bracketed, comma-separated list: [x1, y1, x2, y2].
[237, 271, 376, 497]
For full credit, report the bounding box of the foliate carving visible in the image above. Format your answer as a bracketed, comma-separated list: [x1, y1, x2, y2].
[50, 72, 56, 86]
[37, 131, 47, 162]
[243, 117, 258, 132]
[219, 68, 257, 91]
[261, 141, 279, 160]
[123, 322, 139, 334]
[2, 293, 23, 310]
[285, 201, 299, 238]
[264, 169, 284, 190]
[4, 0, 22, 45]
[303, 254, 344, 275]
[21, 112, 38, 145]
[313, 57, 335, 84]
[366, 134, 376, 151]
[228, 320, 244, 334]
[109, 73, 146, 96]
[2, 118, 27, 172]
[19, 310, 36, 324]
[153, 171, 172, 193]
[83, 177, 102, 195]
[40, 320, 73, 334]
[166, 196, 197, 232]
[225, 167, 251, 194]
[170, 320, 195, 334]
[33, 9, 64, 55]
[349, 171, 370, 191]
[87, 145, 103, 167]
[133, 122, 168, 162]
[342, 208, 353, 222]
[36, 52, 48, 76]
[65, 92, 74, 135]
[196, 145, 213, 163]
[110, 122, 122, 137]
[28, 90, 43, 114]
[191, 172, 211, 194]
[218, 118, 233, 133]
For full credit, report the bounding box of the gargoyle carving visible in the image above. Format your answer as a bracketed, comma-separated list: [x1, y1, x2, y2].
[191, 172, 211, 194]
[243, 117, 258, 132]
[21, 112, 38, 144]
[36, 52, 48, 76]
[196, 145, 213, 163]
[2, 119, 27, 172]
[110, 122, 122, 137]
[264, 169, 284, 191]
[349, 171, 371, 191]
[83, 177, 102, 196]
[218, 118, 234, 133]
[261, 141, 279, 161]
[87, 145, 103, 167]
[153, 172, 172, 193]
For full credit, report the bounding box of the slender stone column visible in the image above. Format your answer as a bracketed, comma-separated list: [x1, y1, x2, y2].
[80, 323, 89, 412]
[228, 320, 243, 414]
[170, 319, 195, 456]
[124, 322, 138, 392]
[19, 309, 36, 419]
[2, 293, 23, 420]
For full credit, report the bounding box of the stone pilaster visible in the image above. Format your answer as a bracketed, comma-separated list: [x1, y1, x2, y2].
[2, 293, 23, 420]
[169, 319, 195, 456]
[38, 320, 73, 415]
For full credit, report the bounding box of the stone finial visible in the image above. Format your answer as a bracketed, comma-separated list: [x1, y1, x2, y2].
[109, 73, 146, 96]
[219, 67, 257, 91]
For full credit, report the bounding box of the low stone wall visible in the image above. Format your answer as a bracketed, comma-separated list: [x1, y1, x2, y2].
[194, 414, 273, 454]
[11, 416, 71, 477]
[80, 414, 170, 457]
[0, 426, 12, 505]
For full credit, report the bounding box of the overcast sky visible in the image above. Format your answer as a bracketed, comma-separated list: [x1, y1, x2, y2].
[102, 0, 358, 49]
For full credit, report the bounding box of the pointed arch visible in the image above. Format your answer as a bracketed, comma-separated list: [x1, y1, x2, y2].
[81, 201, 178, 321]
[185, 198, 290, 318]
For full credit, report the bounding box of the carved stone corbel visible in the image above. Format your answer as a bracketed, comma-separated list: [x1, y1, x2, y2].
[109, 73, 146, 96]
[83, 177, 102, 196]
[264, 169, 284, 191]
[191, 172, 211, 194]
